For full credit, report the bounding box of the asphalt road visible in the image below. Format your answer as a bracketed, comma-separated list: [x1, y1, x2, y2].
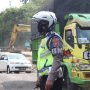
[0, 72, 37, 90]
[0, 71, 67, 90]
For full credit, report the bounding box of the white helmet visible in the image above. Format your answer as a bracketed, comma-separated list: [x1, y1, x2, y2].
[32, 11, 57, 34]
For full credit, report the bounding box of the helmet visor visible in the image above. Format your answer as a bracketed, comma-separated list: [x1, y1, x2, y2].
[38, 20, 49, 35]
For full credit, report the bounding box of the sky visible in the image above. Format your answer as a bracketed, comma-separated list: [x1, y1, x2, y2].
[0, 0, 22, 12]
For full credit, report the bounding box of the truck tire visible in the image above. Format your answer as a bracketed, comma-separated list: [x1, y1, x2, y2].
[63, 68, 81, 90]
[65, 74, 79, 90]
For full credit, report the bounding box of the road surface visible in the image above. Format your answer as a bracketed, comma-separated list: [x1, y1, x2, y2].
[0, 72, 37, 90]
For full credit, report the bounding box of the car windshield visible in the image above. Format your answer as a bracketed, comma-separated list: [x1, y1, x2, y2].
[76, 26, 90, 44]
[7, 54, 26, 60]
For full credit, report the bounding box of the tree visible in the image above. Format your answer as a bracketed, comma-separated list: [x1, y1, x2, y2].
[0, 0, 49, 46]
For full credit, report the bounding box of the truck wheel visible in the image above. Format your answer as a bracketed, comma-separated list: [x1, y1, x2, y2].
[7, 66, 10, 74]
[63, 68, 80, 90]
[66, 75, 79, 90]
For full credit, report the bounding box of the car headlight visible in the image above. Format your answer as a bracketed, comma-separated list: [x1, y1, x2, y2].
[26, 62, 31, 64]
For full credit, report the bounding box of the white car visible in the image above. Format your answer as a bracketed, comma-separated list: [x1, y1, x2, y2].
[0, 52, 32, 73]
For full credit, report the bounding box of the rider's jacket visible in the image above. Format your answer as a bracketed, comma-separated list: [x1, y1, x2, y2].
[37, 31, 63, 80]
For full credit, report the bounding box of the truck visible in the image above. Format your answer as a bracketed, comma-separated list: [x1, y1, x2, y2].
[8, 24, 31, 51]
[31, 0, 90, 89]
[62, 13, 90, 90]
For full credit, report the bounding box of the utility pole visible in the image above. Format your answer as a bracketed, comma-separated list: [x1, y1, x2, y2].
[9, 0, 12, 7]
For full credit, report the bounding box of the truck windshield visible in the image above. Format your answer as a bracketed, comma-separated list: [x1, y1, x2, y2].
[76, 26, 90, 44]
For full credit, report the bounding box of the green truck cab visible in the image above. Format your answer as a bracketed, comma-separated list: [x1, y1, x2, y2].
[62, 13, 90, 90]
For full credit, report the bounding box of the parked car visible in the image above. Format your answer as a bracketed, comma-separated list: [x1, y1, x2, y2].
[0, 52, 32, 73]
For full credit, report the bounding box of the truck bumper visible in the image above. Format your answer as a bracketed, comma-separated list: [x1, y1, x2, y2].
[71, 71, 90, 86]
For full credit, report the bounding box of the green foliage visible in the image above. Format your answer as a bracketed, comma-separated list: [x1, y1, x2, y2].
[0, 0, 49, 46]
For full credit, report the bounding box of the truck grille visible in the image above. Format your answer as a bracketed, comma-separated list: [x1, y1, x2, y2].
[15, 67, 28, 70]
[84, 72, 90, 78]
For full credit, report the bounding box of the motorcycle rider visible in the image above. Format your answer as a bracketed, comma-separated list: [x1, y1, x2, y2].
[32, 11, 63, 90]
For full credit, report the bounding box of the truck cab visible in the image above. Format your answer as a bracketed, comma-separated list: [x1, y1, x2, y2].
[63, 13, 90, 89]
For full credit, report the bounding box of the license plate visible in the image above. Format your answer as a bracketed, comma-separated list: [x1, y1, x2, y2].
[19, 68, 26, 70]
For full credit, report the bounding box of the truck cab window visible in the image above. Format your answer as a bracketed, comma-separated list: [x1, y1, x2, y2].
[65, 30, 74, 48]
